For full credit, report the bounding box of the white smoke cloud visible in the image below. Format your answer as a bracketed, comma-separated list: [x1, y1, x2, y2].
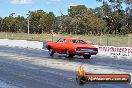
[68, 3, 77, 7]
[10, 0, 32, 4]
[47, 0, 61, 4]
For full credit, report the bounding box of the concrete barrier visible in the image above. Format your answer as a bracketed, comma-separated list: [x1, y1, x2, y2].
[0, 39, 43, 49]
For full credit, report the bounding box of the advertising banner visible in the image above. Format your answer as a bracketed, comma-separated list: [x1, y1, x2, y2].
[94, 45, 132, 59]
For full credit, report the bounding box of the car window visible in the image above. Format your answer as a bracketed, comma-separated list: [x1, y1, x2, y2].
[57, 38, 66, 43]
[71, 39, 87, 44]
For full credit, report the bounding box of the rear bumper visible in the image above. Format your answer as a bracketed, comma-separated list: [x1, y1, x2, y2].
[75, 49, 98, 55]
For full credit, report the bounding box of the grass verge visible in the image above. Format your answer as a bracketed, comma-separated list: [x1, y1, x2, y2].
[0, 32, 131, 47]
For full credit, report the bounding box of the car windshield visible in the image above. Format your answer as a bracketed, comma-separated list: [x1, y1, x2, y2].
[71, 40, 87, 44]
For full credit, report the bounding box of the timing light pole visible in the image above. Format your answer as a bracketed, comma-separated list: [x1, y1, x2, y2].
[27, 14, 30, 36]
[28, 18, 29, 35]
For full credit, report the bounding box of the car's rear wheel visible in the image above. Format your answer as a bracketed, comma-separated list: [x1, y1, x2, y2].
[66, 50, 73, 58]
[49, 48, 54, 56]
[83, 55, 91, 59]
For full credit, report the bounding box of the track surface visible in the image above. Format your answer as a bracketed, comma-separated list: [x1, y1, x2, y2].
[0, 46, 132, 88]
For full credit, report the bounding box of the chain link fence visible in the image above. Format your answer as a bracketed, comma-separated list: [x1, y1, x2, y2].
[0, 33, 131, 47]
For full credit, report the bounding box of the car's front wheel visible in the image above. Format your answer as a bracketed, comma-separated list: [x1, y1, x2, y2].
[49, 48, 54, 56]
[66, 50, 74, 58]
[83, 55, 91, 59]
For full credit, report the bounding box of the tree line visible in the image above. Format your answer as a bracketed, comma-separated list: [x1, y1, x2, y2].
[0, 0, 131, 35]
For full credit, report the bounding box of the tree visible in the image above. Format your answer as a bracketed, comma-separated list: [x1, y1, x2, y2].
[65, 8, 107, 35]
[0, 17, 2, 31]
[61, 15, 73, 34]
[82, 9, 107, 35]
[27, 10, 46, 33]
[54, 16, 63, 33]
[15, 15, 26, 33]
[96, 0, 132, 35]
[68, 5, 87, 17]
[41, 12, 56, 33]
[27, 10, 55, 34]
[0, 3, 131, 35]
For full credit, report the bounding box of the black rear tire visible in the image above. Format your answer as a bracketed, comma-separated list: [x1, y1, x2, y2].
[83, 55, 91, 59]
[66, 50, 74, 58]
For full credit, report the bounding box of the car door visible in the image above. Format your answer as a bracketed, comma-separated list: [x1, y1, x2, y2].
[55, 38, 66, 54]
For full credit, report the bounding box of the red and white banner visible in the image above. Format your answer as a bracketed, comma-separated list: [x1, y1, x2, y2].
[94, 45, 132, 59]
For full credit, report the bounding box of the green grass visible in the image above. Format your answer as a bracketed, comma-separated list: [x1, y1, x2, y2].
[0, 32, 131, 47]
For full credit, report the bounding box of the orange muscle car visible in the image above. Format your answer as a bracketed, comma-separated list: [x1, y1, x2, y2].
[46, 38, 98, 59]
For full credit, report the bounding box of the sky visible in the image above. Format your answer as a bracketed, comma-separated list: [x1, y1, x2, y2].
[0, 0, 103, 17]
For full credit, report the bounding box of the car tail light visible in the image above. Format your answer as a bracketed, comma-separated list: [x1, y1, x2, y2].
[94, 48, 98, 52]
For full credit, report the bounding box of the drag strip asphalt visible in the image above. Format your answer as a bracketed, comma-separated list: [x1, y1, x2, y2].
[0, 46, 131, 88]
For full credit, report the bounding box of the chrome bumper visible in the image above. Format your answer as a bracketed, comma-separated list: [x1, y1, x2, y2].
[75, 49, 98, 54]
